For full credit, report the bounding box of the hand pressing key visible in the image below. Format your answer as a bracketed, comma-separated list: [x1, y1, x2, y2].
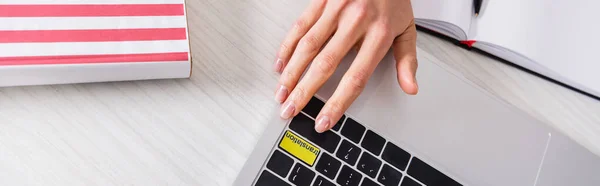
[274, 0, 419, 133]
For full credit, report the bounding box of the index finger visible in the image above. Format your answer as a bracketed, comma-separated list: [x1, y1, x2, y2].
[274, 0, 327, 73]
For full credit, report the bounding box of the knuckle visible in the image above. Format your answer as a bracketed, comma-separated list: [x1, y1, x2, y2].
[345, 70, 369, 93]
[373, 22, 393, 39]
[299, 34, 321, 53]
[327, 101, 345, 115]
[377, 27, 393, 39]
[352, 2, 369, 21]
[372, 28, 393, 43]
[293, 86, 308, 100]
[281, 70, 296, 84]
[293, 19, 307, 32]
[376, 18, 392, 28]
[279, 43, 290, 55]
[315, 53, 337, 74]
[342, 2, 369, 27]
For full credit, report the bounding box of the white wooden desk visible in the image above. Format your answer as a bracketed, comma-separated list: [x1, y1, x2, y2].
[1, 0, 599, 185]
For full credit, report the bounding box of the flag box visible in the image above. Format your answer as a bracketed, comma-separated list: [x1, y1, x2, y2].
[0, 1, 192, 87]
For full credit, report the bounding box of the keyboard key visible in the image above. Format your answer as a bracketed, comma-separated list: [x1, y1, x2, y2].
[336, 140, 361, 166]
[289, 163, 316, 186]
[279, 130, 320, 166]
[255, 170, 290, 186]
[266, 150, 294, 177]
[377, 164, 402, 186]
[289, 114, 341, 153]
[316, 153, 341, 180]
[381, 142, 411, 171]
[357, 152, 382, 178]
[361, 178, 380, 186]
[340, 118, 366, 144]
[361, 130, 386, 156]
[336, 165, 362, 186]
[400, 176, 421, 186]
[313, 176, 336, 186]
[407, 157, 462, 186]
[331, 115, 346, 131]
[303, 97, 325, 118]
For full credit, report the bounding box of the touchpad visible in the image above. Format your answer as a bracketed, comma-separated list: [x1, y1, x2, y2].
[318, 49, 551, 186]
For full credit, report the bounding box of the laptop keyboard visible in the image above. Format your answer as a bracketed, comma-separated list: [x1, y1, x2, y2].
[255, 97, 463, 186]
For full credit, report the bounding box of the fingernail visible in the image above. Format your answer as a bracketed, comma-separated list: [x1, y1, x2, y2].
[274, 85, 288, 103]
[280, 101, 295, 119]
[273, 58, 283, 73]
[315, 116, 331, 133]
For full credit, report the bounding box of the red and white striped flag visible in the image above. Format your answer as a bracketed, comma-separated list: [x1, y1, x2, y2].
[0, 0, 191, 87]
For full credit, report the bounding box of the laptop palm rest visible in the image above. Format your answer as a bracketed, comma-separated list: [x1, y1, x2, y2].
[535, 131, 600, 186]
[315, 49, 551, 186]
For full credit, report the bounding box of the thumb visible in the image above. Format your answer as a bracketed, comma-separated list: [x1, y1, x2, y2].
[392, 20, 419, 95]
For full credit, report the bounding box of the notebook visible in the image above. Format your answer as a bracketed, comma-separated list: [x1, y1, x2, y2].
[412, 0, 600, 99]
[0, 0, 191, 87]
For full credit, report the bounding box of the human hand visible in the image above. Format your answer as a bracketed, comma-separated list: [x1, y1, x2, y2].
[274, 0, 419, 133]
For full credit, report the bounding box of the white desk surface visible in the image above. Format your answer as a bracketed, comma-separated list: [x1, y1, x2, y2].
[1, 0, 599, 185]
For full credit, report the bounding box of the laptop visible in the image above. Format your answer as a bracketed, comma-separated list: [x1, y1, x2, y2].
[233, 48, 600, 186]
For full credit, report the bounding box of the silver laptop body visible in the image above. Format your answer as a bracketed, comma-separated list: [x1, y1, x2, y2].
[233, 48, 600, 186]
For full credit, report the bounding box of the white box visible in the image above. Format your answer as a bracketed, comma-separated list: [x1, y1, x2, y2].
[0, 0, 192, 87]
